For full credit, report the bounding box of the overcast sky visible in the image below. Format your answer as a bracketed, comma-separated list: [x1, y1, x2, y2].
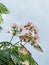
[0, 0, 49, 65]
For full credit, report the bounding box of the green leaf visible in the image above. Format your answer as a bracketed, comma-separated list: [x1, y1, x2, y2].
[0, 48, 18, 65]
[0, 14, 3, 23]
[10, 50, 20, 65]
[0, 49, 12, 65]
[20, 44, 38, 65]
[12, 46, 18, 52]
[13, 46, 18, 51]
[29, 55, 38, 65]
[8, 61, 15, 65]
[0, 3, 10, 23]
[0, 41, 11, 49]
[0, 59, 7, 65]
[20, 54, 38, 65]
[0, 3, 10, 14]
[34, 44, 43, 52]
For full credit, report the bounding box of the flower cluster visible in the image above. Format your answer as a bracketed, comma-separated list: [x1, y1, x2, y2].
[6, 23, 22, 36]
[24, 22, 34, 31]
[6, 22, 42, 65]
[24, 22, 38, 34]
[6, 22, 39, 46]
[19, 32, 39, 45]
[19, 22, 39, 45]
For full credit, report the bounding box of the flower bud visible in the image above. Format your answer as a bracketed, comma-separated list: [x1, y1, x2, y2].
[11, 23, 18, 29]
[34, 34, 39, 40]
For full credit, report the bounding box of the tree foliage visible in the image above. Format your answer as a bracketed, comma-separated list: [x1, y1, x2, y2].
[0, 3, 9, 22]
[0, 3, 43, 65]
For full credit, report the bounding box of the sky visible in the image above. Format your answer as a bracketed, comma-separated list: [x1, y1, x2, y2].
[0, 0, 49, 65]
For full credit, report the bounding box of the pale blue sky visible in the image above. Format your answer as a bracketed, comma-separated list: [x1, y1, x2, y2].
[0, 0, 49, 65]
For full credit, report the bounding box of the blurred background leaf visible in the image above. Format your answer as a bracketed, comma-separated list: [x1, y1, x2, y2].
[0, 14, 3, 23]
[0, 26, 2, 32]
[0, 3, 10, 23]
[0, 3, 10, 14]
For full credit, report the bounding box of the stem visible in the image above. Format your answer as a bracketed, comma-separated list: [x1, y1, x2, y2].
[10, 41, 21, 48]
[14, 41, 21, 45]
[24, 42, 26, 45]
[10, 35, 14, 43]
[9, 35, 14, 48]
[21, 44, 31, 55]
